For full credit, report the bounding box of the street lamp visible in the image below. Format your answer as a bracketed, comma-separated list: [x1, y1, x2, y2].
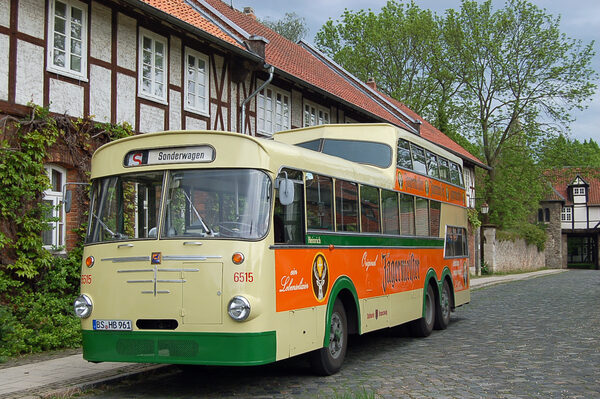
[481, 202, 489, 214]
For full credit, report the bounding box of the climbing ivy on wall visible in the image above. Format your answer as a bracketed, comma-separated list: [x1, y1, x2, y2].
[0, 104, 132, 358]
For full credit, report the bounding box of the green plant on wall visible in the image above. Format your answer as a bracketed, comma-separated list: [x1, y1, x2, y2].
[0, 104, 132, 358]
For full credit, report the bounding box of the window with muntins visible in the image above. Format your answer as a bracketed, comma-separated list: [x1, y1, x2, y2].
[139, 29, 167, 103]
[304, 101, 330, 127]
[561, 207, 572, 221]
[48, 0, 87, 80]
[42, 165, 66, 250]
[258, 86, 290, 135]
[184, 48, 209, 115]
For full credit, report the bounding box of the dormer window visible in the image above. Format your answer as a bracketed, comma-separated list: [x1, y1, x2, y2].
[573, 187, 586, 196]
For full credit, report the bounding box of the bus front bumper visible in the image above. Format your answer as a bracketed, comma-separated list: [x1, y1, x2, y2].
[82, 330, 276, 366]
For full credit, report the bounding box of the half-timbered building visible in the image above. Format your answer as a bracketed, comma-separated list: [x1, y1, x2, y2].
[1, 0, 485, 266]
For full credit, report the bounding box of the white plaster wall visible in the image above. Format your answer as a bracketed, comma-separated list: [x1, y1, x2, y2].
[0, 0, 10, 28]
[170, 36, 181, 87]
[291, 89, 302, 128]
[573, 205, 587, 228]
[169, 89, 181, 130]
[210, 55, 224, 99]
[117, 13, 136, 71]
[589, 206, 600, 226]
[49, 78, 84, 117]
[186, 116, 207, 131]
[0, 34, 8, 101]
[139, 103, 164, 133]
[91, 1, 112, 63]
[18, 0, 45, 40]
[116, 73, 136, 126]
[16, 39, 44, 106]
[89, 64, 111, 122]
[573, 195, 586, 204]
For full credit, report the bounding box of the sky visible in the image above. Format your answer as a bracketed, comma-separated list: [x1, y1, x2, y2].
[233, 0, 600, 143]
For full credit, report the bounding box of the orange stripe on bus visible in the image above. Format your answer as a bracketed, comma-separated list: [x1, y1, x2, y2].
[275, 247, 469, 312]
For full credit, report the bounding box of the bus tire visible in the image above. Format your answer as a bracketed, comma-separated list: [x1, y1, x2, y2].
[310, 299, 347, 376]
[434, 279, 451, 330]
[411, 283, 435, 337]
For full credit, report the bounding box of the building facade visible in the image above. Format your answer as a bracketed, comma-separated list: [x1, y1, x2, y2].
[541, 168, 600, 269]
[1, 0, 485, 257]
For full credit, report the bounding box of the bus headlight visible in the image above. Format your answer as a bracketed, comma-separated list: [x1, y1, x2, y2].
[74, 294, 93, 319]
[227, 296, 250, 321]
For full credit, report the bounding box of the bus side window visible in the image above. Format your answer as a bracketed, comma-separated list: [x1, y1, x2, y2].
[274, 169, 305, 244]
[306, 173, 333, 231]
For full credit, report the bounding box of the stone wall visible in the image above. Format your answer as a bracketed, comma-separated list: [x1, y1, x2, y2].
[543, 202, 565, 269]
[483, 227, 545, 273]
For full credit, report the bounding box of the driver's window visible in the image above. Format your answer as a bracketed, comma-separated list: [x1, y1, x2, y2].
[274, 169, 304, 244]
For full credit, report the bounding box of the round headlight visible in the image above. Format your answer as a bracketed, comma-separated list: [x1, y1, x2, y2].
[227, 296, 251, 321]
[74, 294, 93, 319]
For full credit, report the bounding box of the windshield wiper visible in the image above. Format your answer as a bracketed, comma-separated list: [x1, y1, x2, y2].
[181, 190, 215, 236]
[92, 212, 127, 239]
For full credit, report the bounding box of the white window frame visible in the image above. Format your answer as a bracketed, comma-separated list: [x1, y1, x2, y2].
[573, 187, 586, 196]
[42, 164, 67, 251]
[257, 84, 291, 136]
[303, 100, 330, 127]
[184, 47, 210, 116]
[138, 28, 168, 104]
[561, 206, 572, 222]
[47, 0, 88, 81]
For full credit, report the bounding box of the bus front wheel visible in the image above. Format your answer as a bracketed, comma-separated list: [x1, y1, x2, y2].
[410, 283, 435, 337]
[310, 299, 347, 376]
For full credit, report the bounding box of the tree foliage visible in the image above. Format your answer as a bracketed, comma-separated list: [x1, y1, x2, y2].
[315, 1, 459, 132]
[261, 12, 309, 43]
[538, 136, 600, 168]
[316, 0, 597, 231]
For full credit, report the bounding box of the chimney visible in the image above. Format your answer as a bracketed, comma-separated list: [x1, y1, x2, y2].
[243, 7, 256, 20]
[366, 77, 377, 91]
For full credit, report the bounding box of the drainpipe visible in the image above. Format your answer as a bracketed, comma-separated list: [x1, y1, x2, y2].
[241, 64, 274, 135]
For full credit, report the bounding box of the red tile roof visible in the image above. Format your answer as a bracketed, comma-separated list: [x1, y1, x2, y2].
[544, 168, 600, 205]
[137, 0, 484, 167]
[140, 0, 244, 48]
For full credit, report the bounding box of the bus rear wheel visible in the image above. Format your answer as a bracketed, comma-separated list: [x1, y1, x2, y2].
[434, 279, 451, 330]
[410, 283, 435, 337]
[310, 299, 347, 376]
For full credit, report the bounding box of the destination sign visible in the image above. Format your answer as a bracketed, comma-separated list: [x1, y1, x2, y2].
[124, 146, 214, 167]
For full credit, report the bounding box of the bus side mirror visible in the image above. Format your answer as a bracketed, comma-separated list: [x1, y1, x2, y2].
[276, 176, 294, 206]
[64, 190, 73, 213]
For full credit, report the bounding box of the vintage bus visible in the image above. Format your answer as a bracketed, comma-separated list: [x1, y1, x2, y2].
[73, 123, 470, 375]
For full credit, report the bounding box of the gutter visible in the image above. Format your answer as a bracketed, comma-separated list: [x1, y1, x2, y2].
[241, 65, 274, 135]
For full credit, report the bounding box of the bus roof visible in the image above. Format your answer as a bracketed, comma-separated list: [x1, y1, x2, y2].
[90, 130, 396, 189]
[273, 123, 463, 166]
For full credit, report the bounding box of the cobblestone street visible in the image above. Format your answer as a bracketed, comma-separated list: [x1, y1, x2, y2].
[84, 270, 600, 399]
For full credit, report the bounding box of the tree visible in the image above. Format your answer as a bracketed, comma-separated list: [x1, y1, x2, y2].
[538, 135, 600, 168]
[261, 12, 309, 43]
[314, 1, 461, 132]
[443, 0, 597, 211]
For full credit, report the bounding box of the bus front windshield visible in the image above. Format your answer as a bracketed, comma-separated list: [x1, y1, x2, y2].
[163, 169, 271, 240]
[85, 169, 271, 244]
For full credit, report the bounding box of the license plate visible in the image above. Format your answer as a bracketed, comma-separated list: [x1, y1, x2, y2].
[93, 319, 132, 331]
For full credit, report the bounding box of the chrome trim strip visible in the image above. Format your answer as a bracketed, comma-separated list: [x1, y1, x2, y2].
[141, 290, 170, 294]
[118, 269, 154, 273]
[157, 279, 187, 283]
[157, 268, 200, 272]
[102, 256, 150, 263]
[162, 255, 222, 261]
[126, 280, 153, 283]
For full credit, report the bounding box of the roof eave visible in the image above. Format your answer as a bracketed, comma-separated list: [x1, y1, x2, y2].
[123, 0, 264, 63]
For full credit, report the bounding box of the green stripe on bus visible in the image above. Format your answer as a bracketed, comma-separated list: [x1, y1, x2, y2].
[305, 233, 444, 248]
[82, 330, 276, 366]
